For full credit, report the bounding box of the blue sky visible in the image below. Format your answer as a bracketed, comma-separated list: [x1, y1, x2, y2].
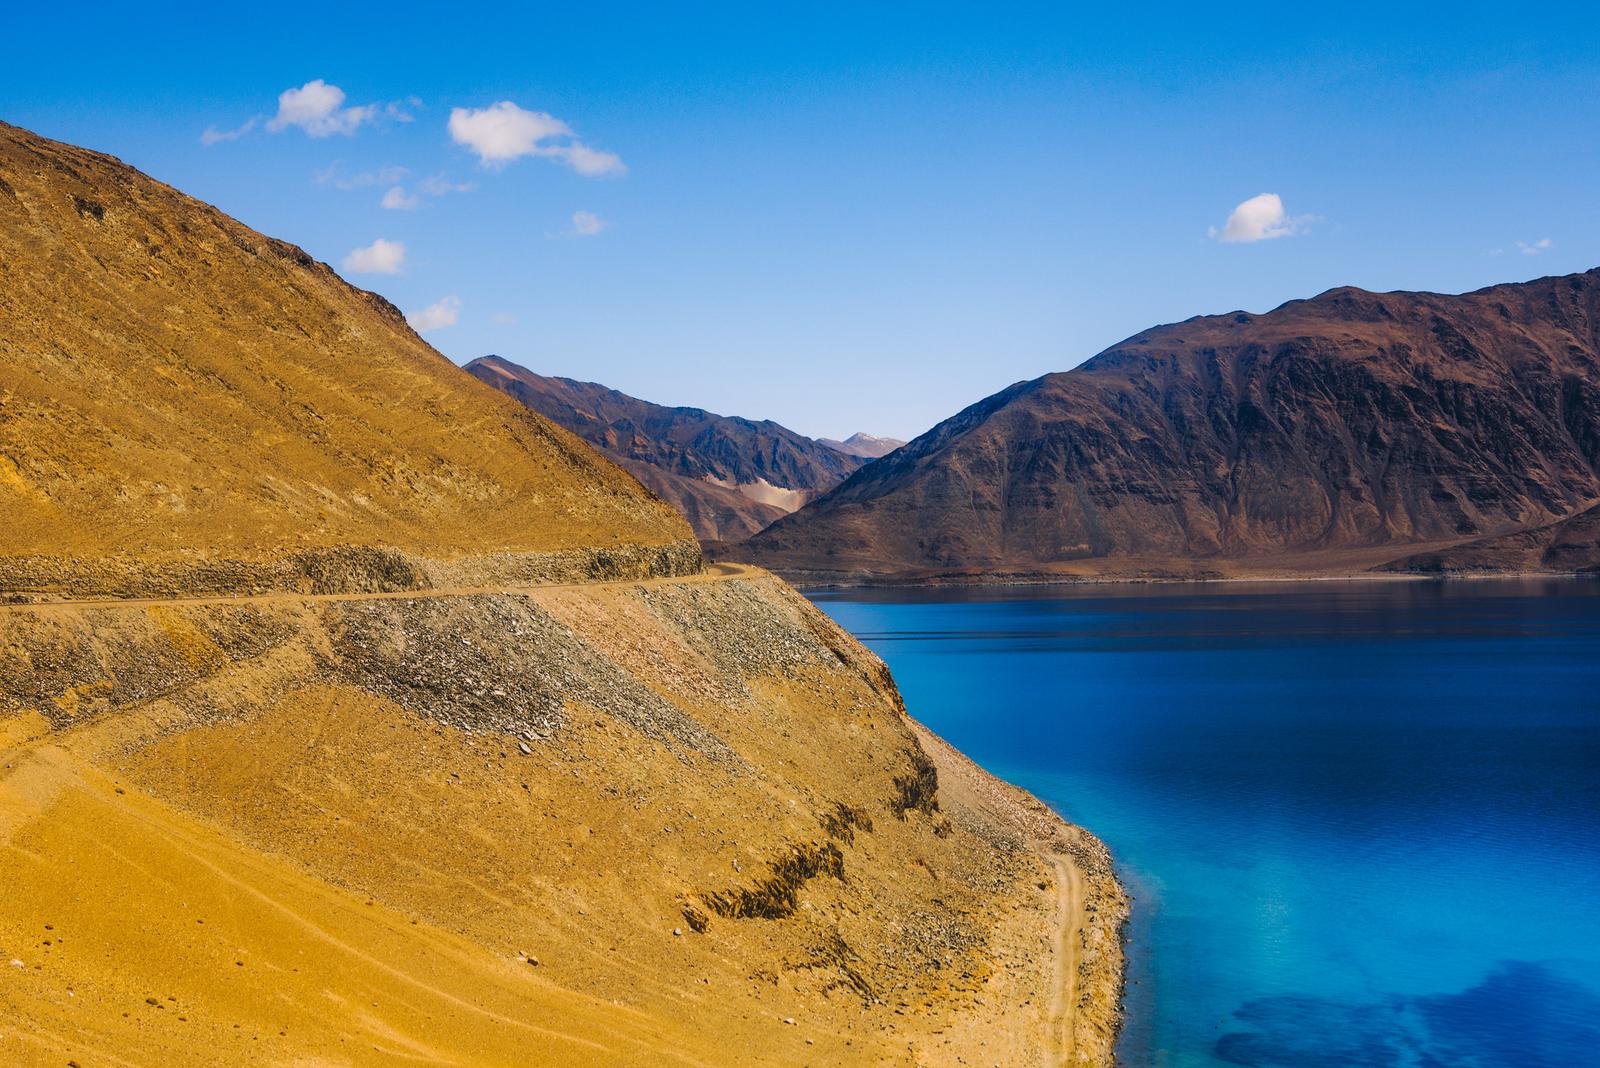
[5, 3, 1597, 440]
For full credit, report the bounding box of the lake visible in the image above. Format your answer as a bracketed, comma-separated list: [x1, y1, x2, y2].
[809, 579, 1600, 1067]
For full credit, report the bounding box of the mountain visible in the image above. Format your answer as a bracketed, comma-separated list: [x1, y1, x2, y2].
[0, 121, 1124, 1066]
[819, 432, 906, 459]
[734, 269, 1600, 580]
[466, 356, 866, 542]
[0, 128, 693, 597]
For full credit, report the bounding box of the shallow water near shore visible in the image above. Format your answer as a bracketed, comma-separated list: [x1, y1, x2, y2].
[810, 578, 1600, 1067]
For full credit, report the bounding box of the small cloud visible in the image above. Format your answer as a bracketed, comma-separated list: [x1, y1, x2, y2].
[200, 118, 257, 145]
[385, 97, 422, 123]
[381, 186, 422, 210]
[550, 143, 626, 178]
[570, 210, 607, 236]
[315, 164, 409, 189]
[448, 101, 625, 176]
[267, 80, 379, 138]
[1517, 238, 1553, 256]
[417, 174, 475, 196]
[491, 312, 518, 324]
[1209, 193, 1313, 243]
[342, 238, 406, 275]
[408, 295, 461, 332]
[377, 174, 473, 210]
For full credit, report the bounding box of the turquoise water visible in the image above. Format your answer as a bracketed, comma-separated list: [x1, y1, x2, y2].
[809, 580, 1600, 1067]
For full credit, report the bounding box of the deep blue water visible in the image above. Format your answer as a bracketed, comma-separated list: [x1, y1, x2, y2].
[809, 579, 1600, 1068]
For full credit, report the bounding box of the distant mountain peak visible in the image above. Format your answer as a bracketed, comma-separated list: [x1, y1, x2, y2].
[818, 432, 906, 459]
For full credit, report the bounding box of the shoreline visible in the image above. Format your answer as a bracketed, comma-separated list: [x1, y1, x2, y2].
[779, 567, 1600, 593]
[909, 719, 1129, 1065]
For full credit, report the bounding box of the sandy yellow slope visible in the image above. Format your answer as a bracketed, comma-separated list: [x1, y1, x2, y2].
[0, 569, 1125, 1066]
[0, 121, 691, 595]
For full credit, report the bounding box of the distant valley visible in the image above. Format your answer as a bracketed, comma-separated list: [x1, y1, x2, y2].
[466, 355, 900, 542]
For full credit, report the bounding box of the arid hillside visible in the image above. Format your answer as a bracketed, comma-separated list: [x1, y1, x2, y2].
[0, 121, 694, 597]
[466, 356, 867, 542]
[734, 270, 1600, 579]
[0, 121, 1124, 1067]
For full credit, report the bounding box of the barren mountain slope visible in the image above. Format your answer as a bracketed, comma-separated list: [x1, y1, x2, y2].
[0, 121, 693, 596]
[735, 270, 1600, 579]
[0, 122, 1124, 1067]
[613, 455, 790, 542]
[466, 355, 864, 541]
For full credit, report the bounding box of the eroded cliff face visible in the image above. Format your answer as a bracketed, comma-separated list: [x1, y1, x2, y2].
[736, 272, 1600, 578]
[0, 570, 1125, 1067]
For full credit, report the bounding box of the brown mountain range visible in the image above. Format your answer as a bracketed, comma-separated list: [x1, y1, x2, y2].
[0, 120, 1124, 1066]
[466, 355, 870, 542]
[733, 269, 1600, 580]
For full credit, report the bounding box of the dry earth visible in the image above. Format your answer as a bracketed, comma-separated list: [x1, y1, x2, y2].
[0, 565, 1125, 1067]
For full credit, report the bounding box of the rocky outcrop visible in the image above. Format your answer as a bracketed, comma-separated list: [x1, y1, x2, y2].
[0, 540, 704, 600]
[735, 269, 1600, 578]
[465, 355, 866, 541]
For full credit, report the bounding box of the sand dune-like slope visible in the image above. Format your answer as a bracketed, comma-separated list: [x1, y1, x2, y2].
[0, 121, 1124, 1066]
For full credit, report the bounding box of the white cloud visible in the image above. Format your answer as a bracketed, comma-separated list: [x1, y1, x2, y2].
[377, 174, 474, 210]
[570, 210, 608, 236]
[418, 174, 475, 196]
[316, 164, 409, 189]
[491, 312, 518, 324]
[268, 80, 378, 138]
[448, 101, 626, 176]
[1517, 238, 1553, 256]
[381, 186, 421, 210]
[200, 118, 256, 145]
[342, 238, 406, 275]
[550, 143, 626, 178]
[385, 97, 422, 123]
[407, 296, 461, 332]
[1209, 193, 1312, 243]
